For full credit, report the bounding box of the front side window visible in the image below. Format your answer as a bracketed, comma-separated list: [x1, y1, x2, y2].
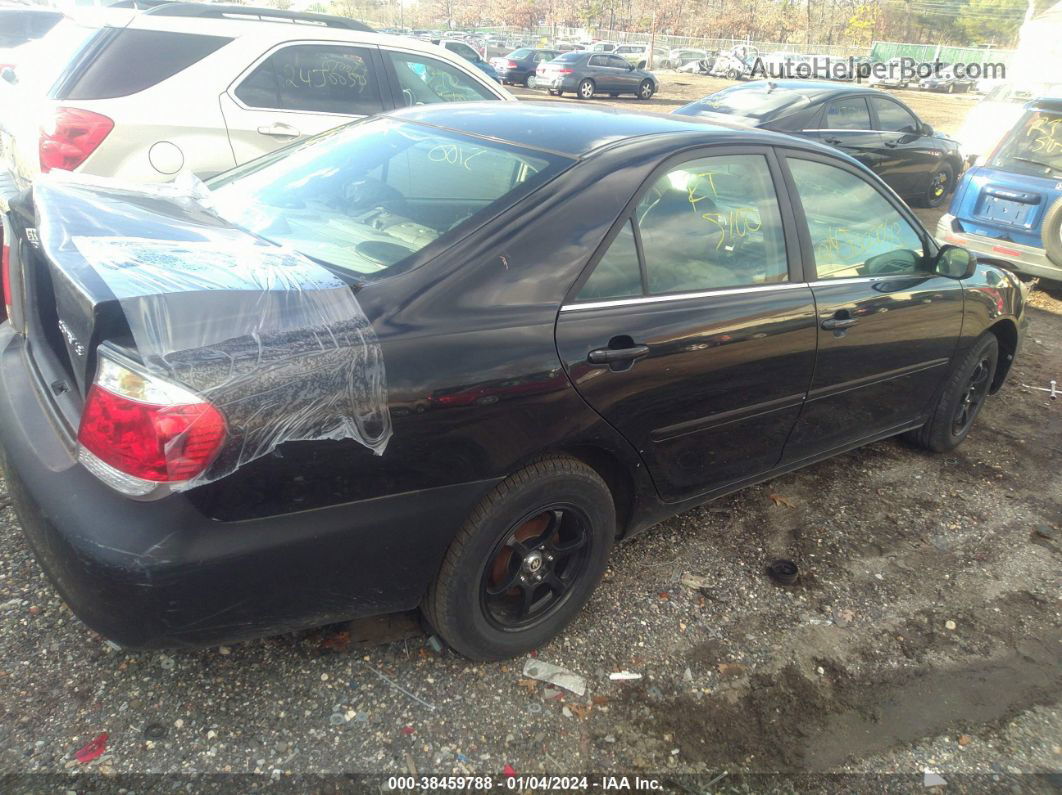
[209, 118, 566, 277]
[824, 97, 871, 130]
[988, 110, 1062, 178]
[638, 155, 788, 293]
[608, 55, 631, 69]
[788, 158, 926, 279]
[387, 51, 497, 104]
[868, 96, 919, 133]
[235, 45, 383, 115]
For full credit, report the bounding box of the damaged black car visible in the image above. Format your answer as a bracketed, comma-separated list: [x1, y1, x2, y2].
[0, 104, 1026, 660]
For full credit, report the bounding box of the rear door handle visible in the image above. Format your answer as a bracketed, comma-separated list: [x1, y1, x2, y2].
[821, 318, 859, 330]
[257, 122, 301, 138]
[883, 140, 899, 148]
[823, 136, 842, 145]
[587, 345, 650, 364]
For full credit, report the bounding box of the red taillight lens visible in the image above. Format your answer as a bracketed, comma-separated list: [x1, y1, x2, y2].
[558, 68, 573, 74]
[507, 60, 518, 68]
[39, 107, 114, 173]
[1, 240, 11, 321]
[77, 354, 226, 492]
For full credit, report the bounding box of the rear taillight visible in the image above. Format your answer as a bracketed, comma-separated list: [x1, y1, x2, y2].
[558, 68, 574, 74]
[1, 238, 11, 321]
[39, 107, 113, 173]
[77, 352, 226, 496]
[507, 60, 518, 68]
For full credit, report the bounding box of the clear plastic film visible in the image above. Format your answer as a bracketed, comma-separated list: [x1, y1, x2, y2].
[33, 172, 391, 490]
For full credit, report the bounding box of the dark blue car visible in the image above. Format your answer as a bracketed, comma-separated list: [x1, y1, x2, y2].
[938, 97, 1062, 282]
[490, 48, 560, 87]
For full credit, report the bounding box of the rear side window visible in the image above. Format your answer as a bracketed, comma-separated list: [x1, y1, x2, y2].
[54, 29, 231, 101]
[235, 45, 384, 115]
[824, 97, 871, 130]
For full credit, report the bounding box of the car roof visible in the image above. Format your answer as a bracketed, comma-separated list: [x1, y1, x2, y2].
[385, 101, 823, 158]
[1029, 97, 1062, 113]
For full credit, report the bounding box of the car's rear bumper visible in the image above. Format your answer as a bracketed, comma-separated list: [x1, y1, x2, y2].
[937, 214, 1061, 281]
[0, 324, 497, 648]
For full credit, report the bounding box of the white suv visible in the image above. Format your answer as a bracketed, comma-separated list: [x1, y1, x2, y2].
[2, 3, 514, 188]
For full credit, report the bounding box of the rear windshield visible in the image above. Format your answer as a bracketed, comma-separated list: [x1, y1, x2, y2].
[508, 48, 532, 59]
[988, 110, 1062, 179]
[51, 28, 231, 100]
[0, 10, 62, 48]
[556, 52, 583, 62]
[208, 118, 570, 277]
[674, 86, 811, 120]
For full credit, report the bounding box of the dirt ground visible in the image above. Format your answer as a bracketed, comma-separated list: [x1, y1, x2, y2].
[0, 74, 1058, 790]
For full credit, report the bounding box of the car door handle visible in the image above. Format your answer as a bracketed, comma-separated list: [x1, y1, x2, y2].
[883, 140, 899, 148]
[257, 122, 301, 138]
[823, 136, 843, 144]
[821, 318, 859, 330]
[587, 345, 650, 364]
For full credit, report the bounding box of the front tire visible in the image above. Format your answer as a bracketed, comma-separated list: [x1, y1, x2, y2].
[423, 456, 615, 660]
[919, 162, 954, 208]
[577, 78, 595, 99]
[637, 79, 655, 100]
[907, 334, 998, 452]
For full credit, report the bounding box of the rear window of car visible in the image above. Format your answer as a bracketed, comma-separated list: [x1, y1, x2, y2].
[508, 48, 532, 59]
[556, 52, 583, 62]
[208, 118, 571, 277]
[0, 10, 63, 48]
[673, 86, 811, 120]
[51, 28, 232, 101]
[988, 110, 1062, 178]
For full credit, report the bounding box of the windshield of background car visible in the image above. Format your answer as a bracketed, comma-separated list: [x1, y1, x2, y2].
[988, 110, 1062, 178]
[209, 118, 569, 277]
[674, 86, 809, 120]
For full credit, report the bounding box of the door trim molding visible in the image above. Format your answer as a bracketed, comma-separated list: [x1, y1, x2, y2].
[560, 282, 809, 312]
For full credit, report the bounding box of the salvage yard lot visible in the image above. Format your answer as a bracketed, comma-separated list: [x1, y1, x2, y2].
[0, 73, 1059, 786]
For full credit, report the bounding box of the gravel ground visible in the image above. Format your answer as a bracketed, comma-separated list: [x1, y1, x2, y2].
[0, 74, 1059, 791]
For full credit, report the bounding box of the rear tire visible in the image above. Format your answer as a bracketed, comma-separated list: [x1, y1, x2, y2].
[525, 73, 537, 88]
[1042, 197, 1062, 266]
[423, 456, 615, 660]
[577, 78, 595, 99]
[906, 334, 998, 452]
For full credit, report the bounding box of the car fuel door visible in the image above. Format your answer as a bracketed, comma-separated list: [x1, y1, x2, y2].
[555, 150, 817, 502]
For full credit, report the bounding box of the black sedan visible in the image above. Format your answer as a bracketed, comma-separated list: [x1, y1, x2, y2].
[536, 51, 657, 99]
[490, 47, 560, 87]
[0, 104, 1024, 660]
[673, 80, 965, 207]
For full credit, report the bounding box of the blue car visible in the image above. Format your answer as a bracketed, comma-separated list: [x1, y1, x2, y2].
[433, 39, 501, 82]
[938, 97, 1062, 282]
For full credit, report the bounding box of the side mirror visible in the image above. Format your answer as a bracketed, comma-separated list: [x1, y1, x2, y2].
[1, 67, 15, 85]
[920, 122, 934, 136]
[933, 244, 976, 279]
[627, 63, 634, 70]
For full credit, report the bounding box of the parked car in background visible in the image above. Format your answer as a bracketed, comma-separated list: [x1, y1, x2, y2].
[868, 57, 913, 89]
[537, 51, 657, 99]
[0, 103, 1023, 658]
[434, 38, 499, 81]
[668, 48, 713, 70]
[590, 41, 618, 52]
[491, 47, 560, 87]
[0, 3, 513, 191]
[613, 43, 669, 69]
[0, 4, 64, 71]
[554, 41, 584, 52]
[673, 81, 964, 207]
[918, 66, 975, 94]
[938, 97, 1062, 282]
[710, 45, 760, 79]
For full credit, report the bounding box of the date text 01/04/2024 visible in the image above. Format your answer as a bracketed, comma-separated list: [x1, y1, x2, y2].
[386, 775, 665, 791]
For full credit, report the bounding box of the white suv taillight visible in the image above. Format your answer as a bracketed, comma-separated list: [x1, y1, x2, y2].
[39, 107, 114, 173]
[77, 351, 226, 496]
